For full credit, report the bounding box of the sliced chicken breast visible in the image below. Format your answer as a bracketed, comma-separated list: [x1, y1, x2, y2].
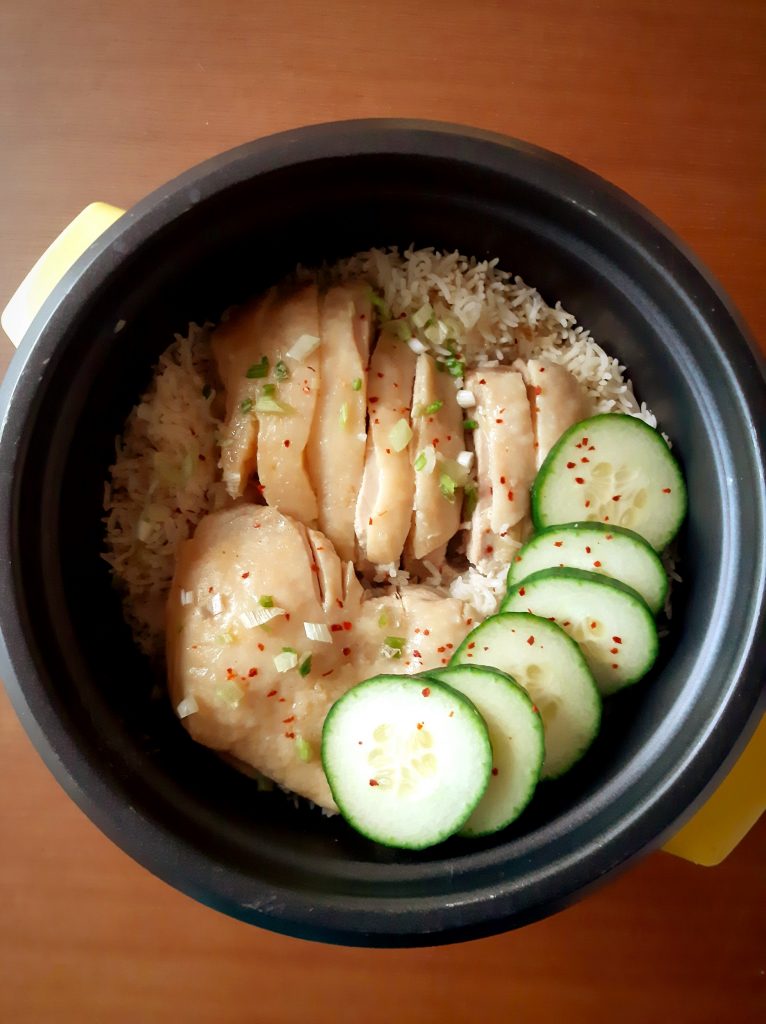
[255, 283, 321, 523]
[354, 329, 417, 567]
[524, 359, 592, 467]
[168, 504, 477, 810]
[465, 368, 536, 572]
[306, 285, 372, 561]
[211, 289, 276, 497]
[407, 354, 465, 561]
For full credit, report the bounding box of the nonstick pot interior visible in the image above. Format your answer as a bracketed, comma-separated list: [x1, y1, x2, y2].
[0, 123, 763, 946]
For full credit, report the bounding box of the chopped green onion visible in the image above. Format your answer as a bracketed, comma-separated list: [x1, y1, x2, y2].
[217, 680, 242, 708]
[351, 377, 362, 391]
[286, 333, 320, 361]
[339, 402, 349, 427]
[414, 451, 427, 472]
[262, 383, 276, 397]
[447, 357, 465, 378]
[201, 384, 212, 399]
[377, 611, 389, 628]
[435, 359, 448, 373]
[463, 483, 478, 519]
[282, 645, 297, 654]
[414, 445, 437, 474]
[389, 418, 412, 452]
[273, 360, 290, 380]
[240, 397, 254, 414]
[463, 419, 478, 430]
[412, 302, 433, 329]
[274, 650, 298, 673]
[259, 595, 274, 608]
[215, 631, 236, 646]
[368, 289, 391, 322]
[298, 653, 312, 677]
[295, 735, 312, 762]
[255, 395, 293, 415]
[439, 472, 457, 502]
[384, 635, 406, 650]
[385, 318, 412, 342]
[424, 321, 441, 345]
[423, 399, 443, 416]
[246, 356, 269, 379]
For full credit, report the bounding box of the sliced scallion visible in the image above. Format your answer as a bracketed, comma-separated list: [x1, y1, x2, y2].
[240, 397, 254, 414]
[412, 302, 433, 329]
[298, 653, 312, 677]
[246, 356, 269, 379]
[439, 472, 457, 502]
[259, 595, 274, 608]
[351, 377, 362, 391]
[339, 402, 349, 427]
[463, 418, 478, 430]
[295, 735, 312, 762]
[273, 360, 290, 380]
[388, 418, 412, 452]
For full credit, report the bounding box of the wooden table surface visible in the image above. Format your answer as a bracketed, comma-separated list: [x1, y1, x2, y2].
[0, 1, 764, 1021]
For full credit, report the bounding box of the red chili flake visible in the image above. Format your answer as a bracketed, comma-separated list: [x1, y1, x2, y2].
[612, 494, 621, 502]
[369, 779, 379, 787]
[423, 629, 431, 636]
[491, 767, 499, 776]
[610, 647, 618, 654]
[611, 664, 619, 670]
[581, 437, 589, 446]
[527, 636, 535, 645]
[376, 371, 384, 379]
[478, 378, 486, 385]
[336, 598, 344, 609]
[449, 710, 455, 717]
[585, 500, 591, 508]
[590, 621, 598, 629]
[547, 616, 556, 621]
[369, 396, 379, 404]
[321, 670, 334, 677]
[446, 435, 452, 441]
[198, 454, 206, 462]
[534, 385, 542, 395]
[437, 645, 446, 653]
[374, 418, 380, 425]
[485, 545, 494, 554]
[539, 367, 545, 372]
[554, 541, 563, 548]
[432, 438, 440, 446]
[342, 646, 351, 656]
[267, 689, 277, 697]
[284, 731, 295, 739]
[255, 484, 265, 493]
[284, 613, 291, 622]
[368, 516, 373, 525]
[248, 667, 258, 678]
[310, 564, 319, 573]
[440, 657, 448, 664]
[606, 534, 613, 540]
[466, 652, 473, 658]
[575, 477, 585, 485]
[563, 620, 571, 627]
[613, 636, 623, 644]
[532, 705, 539, 714]
[603, 516, 610, 522]
[283, 715, 295, 724]
[519, 587, 526, 596]
[416, 722, 423, 730]
[446, 643, 454, 650]
[566, 461, 576, 469]
[241, 571, 250, 579]
[662, 487, 672, 494]
[226, 667, 236, 680]
[594, 560, 602, 567]
[283, 439, 291, 448]
[413, 650, 422, 659]
[343, 621, 352, 631]
[507, 489, 515, 501]
[331, 624, 343, 632]
[385, 448, 391, 454]
[257, 642, 265, 652]
[467, 642, 476, 650]
[422, 687, 431, 697]
[589, 445, 595, 451]
[500, 475, 507, 484]
[515, 555, 523, 562]
[466, 618, 473, 626]
[278, 697, 286, 702]
[495, 418, 504, 424]
[581, 457, 590, 463]
[585, 546, 591, 553]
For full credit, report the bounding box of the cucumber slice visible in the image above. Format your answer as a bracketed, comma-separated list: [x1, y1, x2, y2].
[322, 674, 492, 849]
[450, 613, 601, 779]
[531, 414, 687, 551]
[508, 522, 668, 615]
[501, 568, 658, 695]
[426, 665, 544, 835]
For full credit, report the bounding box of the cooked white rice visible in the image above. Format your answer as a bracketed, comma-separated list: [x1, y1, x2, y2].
[103, 246, 668, 659]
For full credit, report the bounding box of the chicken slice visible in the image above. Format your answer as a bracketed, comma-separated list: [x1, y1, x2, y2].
[211, 289, 276, 497]
[354, 329, 417, 567]
[168, 504, 477, 810]
[407, 354, 465, 561]
[465, 368, 536, 572]
[255, 283, 321, 523]
[306, 285, 372, 561]
[524, 359, 592, 468]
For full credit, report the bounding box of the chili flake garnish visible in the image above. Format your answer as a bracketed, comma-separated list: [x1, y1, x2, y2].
[500, 475, 506, 484]
[527, 636, 535, 645]
[613, 636, 622, 644]
[575, 477, 585, 485]
[491, 768, 499, 776]
[342, 647, 351, 656]
[285, 731, 296, 739]
[283, 715, 295, 724]
[248, 667, 258, 677]
[662, 487, 672, 493]
[554, 541, 563, 548]
[507, 489, 514, 501]
[342, 621, 352, 631]
[421, 687, 431, 697]
[594, 560, 602, 567]
[369, 779, 379, 787]
[519, 587, 526, 596]
[267, 689, 277, 697]
[283, 439, 291, 448]
[612, 494, 622, 502]
[567, 461, 575, 468]
[585, 546, 591, 553]
[331, 624, 344, 632]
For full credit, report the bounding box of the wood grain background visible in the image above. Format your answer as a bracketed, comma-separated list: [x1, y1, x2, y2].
[0, 1, 763, 1021]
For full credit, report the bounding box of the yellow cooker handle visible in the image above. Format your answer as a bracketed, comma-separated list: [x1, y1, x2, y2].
[2, 204, 764, 865]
